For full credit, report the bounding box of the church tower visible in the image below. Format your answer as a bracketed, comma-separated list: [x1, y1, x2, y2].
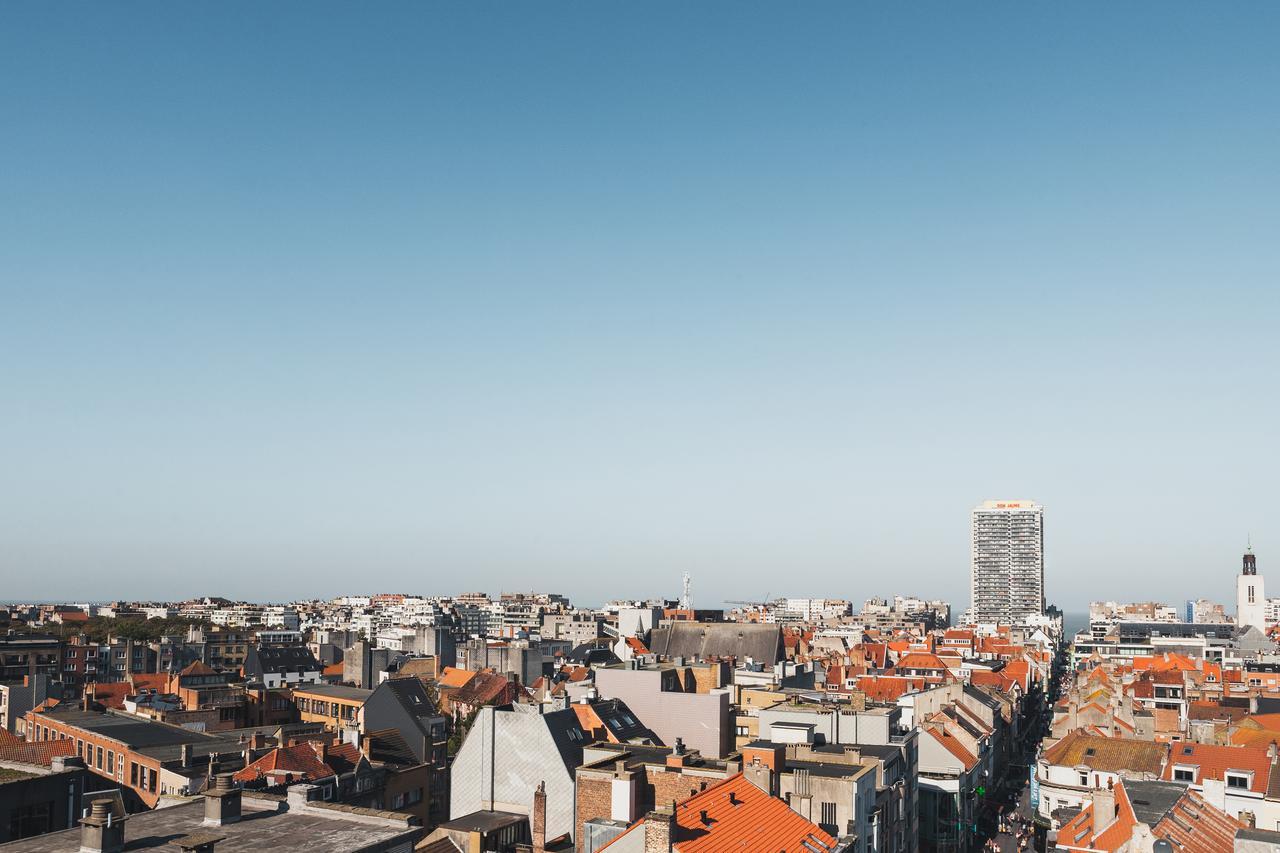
[1237, 544, 1266, 631]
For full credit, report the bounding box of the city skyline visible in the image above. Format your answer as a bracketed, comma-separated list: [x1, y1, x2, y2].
[4, 3, 1278, 607]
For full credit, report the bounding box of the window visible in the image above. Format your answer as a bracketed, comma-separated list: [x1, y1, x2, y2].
[1227, 774, 1251, 790]
[96, 746, 104, 769]
[1079, 773, 1089, 786]
[1173, 767, 1195, 782]
[6, 801, 52, 840]
[106, 751, 114, 775]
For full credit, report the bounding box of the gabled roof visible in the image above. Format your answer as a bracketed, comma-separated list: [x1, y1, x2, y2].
[1162, 742, 1272, 793]
[599, 774, 838, 853]
[179, 661, 219, 677]
[1151, 788, 1241, 853]
[1043, 731, 1166, 775]
[438, 667, 477, 689]
[647, 623, 783, 665]
[0, 737, 77, 767]
[233, 742, 335, 783]
[925, 726, 978, 771]
[1056, 782, 1138, 852]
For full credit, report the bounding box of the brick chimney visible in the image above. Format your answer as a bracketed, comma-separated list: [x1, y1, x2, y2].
[203, 772, 242, 826]
[643, 807, 674, 853]
[80, 798, 127, 853]
[531, 780, 547, 853]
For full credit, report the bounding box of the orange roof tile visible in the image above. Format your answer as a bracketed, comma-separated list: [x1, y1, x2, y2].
[438, 667, 477, 689]
[0, 738, 76, 767]
[1162, 742, 1272, 793]
[600, 774, 838, 853]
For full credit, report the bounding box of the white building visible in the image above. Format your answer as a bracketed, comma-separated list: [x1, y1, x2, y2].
[1237, 548, 1266, 631]
[971, 500, 1045, 625]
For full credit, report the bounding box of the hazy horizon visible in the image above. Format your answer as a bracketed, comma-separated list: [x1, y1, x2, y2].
[4, 3, 1278, 609]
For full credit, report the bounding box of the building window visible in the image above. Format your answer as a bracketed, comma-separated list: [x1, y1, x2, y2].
[96, 746, 104, 769]
[1079, 773, 1089, 786]
[1227, 774, 1250, 790]
[106, 751, 114, 775]
[1173, 767, 1195, 782]
[6, 801, 53, 840]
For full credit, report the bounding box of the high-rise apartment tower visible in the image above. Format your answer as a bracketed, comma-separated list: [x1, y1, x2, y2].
[970, 500, 1045, 624]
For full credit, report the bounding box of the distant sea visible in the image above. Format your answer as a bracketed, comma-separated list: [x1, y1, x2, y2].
[1062, 611, 1089, 638]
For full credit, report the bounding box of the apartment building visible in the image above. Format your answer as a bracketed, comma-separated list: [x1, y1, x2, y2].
[970, 500, 1045, 624]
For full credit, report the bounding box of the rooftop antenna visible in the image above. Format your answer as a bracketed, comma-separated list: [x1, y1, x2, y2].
[679, 572, 692, 611]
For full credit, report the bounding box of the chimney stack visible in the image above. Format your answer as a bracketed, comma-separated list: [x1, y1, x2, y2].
[643, 807, 675, 853]
[180, 743, 192, 768]
[532, 780, 547, 853]
[1090, 782, 1117, 835]
[203, 773, 242, 826]
[80, 799, 127, 853]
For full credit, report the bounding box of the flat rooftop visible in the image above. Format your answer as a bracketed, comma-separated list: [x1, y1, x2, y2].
[290, 684, 374, 701]
[439, 810, 527, 833]
[0, 795, 419, 852]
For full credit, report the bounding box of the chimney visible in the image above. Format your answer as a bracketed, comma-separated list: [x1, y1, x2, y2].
[1091, 782, 1117, 835]
[203, 773, 242, 826]
[180, 743, 192, 769]
[80, 799, 127, 853]
[532, 780, 547, 853]
[643, 807, 674, 853]
[1241, 811, 1257, 829]
[310, 740, 329, 763]
[468, 830, 483, 853]
[250, 732, 266, 750]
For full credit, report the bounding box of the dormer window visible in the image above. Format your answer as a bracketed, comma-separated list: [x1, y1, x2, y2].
[1226, 772, 1252, 790]
[1173, 765, 1196, 783]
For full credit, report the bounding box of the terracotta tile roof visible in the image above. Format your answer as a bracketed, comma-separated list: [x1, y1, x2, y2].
[178, 660, 219, 677]
[1187, 702, 1250, 723]
[1043, 731, 1166, 775]
[856, 675, 927, 702]
[0, 738, 76, 767]
[895, 653, 950, 671]
[1152, 788, 1241, 853]
[599, 774, 838, 852]
[926, 726, 978, 771]
[233, 742, 336, 783]
[437, 667, 477, 689]
[1057, 782, 1138, 852]
[1161, 742, 1273, 793]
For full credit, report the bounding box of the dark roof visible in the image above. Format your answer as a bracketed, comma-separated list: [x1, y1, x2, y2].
[382, 677, 441, 720]
[0, 795, 419, 852]
[1123, 780, 1186, 826]
[250, 644, 321, 675]
[647, 623, 783, 664]
[292, 684, 373, 702]
[440, 810, 527, 833]
[963, 684, 1004, 709]
[565, 644, 621, 666]
[33, 707, 213, 749]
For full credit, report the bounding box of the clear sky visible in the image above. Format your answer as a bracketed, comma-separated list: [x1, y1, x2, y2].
[2, 3, 1278, 611]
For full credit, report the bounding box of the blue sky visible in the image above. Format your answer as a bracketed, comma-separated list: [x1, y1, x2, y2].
[2, 3, 1278, 609]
